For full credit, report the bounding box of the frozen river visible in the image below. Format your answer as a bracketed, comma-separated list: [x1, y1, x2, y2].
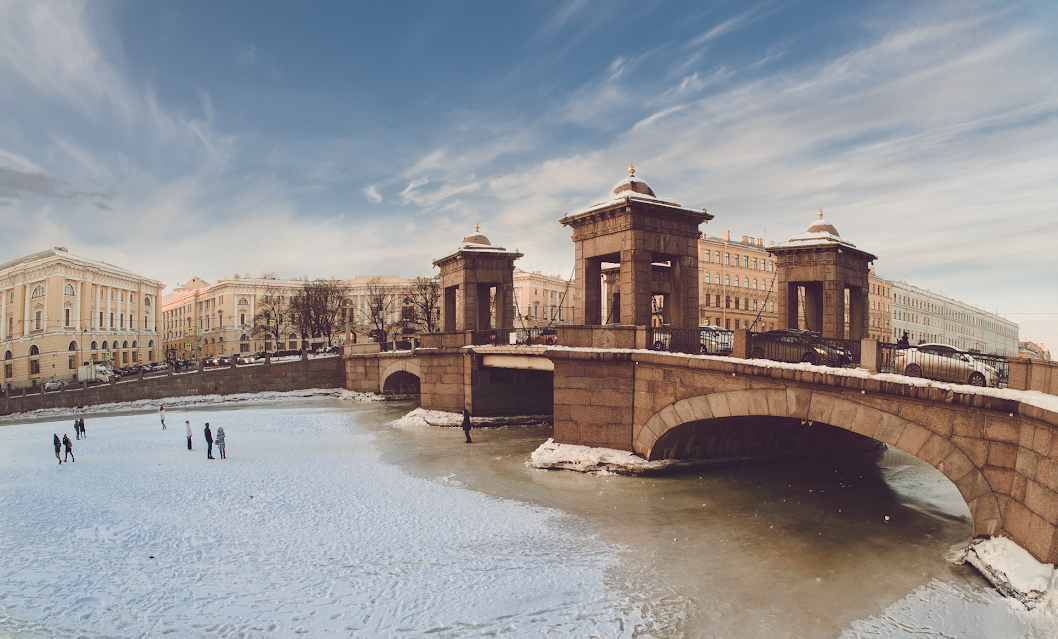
[1, 396, 1055, 638]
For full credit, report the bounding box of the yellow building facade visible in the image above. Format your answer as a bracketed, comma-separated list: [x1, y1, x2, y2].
[699, 232, 779, 331]
[1, 248, 163, 390]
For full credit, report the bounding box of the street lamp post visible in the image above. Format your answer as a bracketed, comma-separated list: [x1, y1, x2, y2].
[80, 324, 87, 380]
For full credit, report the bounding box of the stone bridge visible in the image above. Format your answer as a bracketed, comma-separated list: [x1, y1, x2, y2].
[346, 338, 1058, 563]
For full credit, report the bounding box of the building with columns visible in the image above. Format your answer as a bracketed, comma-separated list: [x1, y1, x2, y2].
[511, 268, 574, 328]
[1, 248, 163, 389]
[161, 273, 421, 361]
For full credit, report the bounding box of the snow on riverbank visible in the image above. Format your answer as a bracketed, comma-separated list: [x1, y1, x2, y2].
[954, 537, 1057, 610]
[0, 387, 382, 423]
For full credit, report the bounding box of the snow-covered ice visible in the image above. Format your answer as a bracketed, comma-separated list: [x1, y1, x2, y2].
[0, 398, 644, 637]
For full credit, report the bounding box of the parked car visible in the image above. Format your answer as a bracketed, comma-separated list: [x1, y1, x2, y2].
[892, 343, 999, 387]
[216, 355, 233, 366]
[749, 329, 851, 367]
[149, 362, 169, 372]
[699, 326, 734, 356]
[44, 379, 63, 391]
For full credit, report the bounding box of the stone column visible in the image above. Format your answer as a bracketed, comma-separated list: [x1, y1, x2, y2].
[802, 284, 823, 333]
[621, 249, 653, 327]
[822, 281, 845, 339]
[443, 286, 457, 332]
[579, 257, 602, 325]
[848, 286, 867, 340]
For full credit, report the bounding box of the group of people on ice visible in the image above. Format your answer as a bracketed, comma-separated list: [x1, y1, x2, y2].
[53, 417, 87, 464]
[183, 420, 225, 459]
[53, 406, 227, 465]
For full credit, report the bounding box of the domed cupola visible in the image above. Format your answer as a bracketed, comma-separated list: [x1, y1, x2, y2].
[805, 210, 840, 238]
[610, 163, 657, 198]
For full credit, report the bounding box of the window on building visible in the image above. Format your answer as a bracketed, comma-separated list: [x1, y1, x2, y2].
[704, 273, 711, 284]
[725, 275, 731, 286]
[724, 253, 730, 265]
[120, 315, 124, 329]
[31, 285, 45, 299]
[34, 310, 42, 331]
[64, 283, 75, 296]
[65, 308, 70, 327]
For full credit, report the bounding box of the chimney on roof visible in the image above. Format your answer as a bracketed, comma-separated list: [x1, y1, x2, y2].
[55, 247, 68, 252]
[723, 230, 730, 241]
[756, 238, 763, 247]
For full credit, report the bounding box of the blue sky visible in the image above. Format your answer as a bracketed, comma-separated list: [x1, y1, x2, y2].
[1, 1, 1055, 346]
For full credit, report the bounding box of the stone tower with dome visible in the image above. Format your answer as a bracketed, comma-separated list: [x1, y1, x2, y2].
[559, 165, 713, 329]
[432, 227, 523, 332]
[769, 211, 876, 340]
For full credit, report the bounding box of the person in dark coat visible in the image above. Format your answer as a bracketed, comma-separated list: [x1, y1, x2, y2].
[74, 418, 81, 440]
[54, 434, 62, 465]
[204, 423, 215, 459]
[79, 418, 86, 438]
[62, 434, 75, 462]
[461, 409, 472, 444]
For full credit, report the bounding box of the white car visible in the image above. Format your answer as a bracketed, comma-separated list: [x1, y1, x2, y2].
[44, 380, 63, 391]
[238, 353, 256, 365]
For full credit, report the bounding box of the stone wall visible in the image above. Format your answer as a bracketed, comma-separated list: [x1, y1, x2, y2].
[0, 357, 345, 416]
[551, 350, 636, 450]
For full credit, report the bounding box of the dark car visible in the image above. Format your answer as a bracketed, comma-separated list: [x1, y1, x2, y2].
[749, 329, 851, 367]
[216, 355, 233, 366]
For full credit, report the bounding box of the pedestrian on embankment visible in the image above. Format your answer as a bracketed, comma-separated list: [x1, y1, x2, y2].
[63, 434, 75, 462]
[79, 418, 86, 438]
[204, 423, 215, 459]
[53, 434, 62, 465]
[159, 405, 166, 430]
[461, 408, 473, 444]
[215, 426, 226, 459]
[185, 421, 193, 450]
[74, 417, 81, 440]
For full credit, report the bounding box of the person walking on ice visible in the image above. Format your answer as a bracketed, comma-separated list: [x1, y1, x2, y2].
[204, 423, 215, 459]
[53, 434, 62, 465]
[461, 408, 473, 444]
[185, 421, 193, 450]
[215, 426, 226, 459]
[74, 418, 81, 440]
[159, 405, 166, 430]
[62, 433, 75, 463]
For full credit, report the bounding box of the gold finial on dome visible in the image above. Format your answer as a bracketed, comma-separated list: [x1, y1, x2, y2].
[629, 163, 636, 177]
[818, 209, 824, 219]
[475, 222, 480, 232]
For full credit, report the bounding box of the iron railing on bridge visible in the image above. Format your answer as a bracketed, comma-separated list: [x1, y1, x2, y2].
[879, 343, 1008, 387]
[647, 327, 734, 356]
[746, 331, 859, 368]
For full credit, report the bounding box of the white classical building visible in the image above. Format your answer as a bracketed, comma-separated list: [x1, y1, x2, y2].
[890, 280, 1018, 356]
[1, 248, 164, 389]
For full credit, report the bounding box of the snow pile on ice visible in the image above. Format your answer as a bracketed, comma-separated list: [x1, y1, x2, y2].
[393, 407, 464, 427]
[392, 407, 553, 429]
[955, 537, 1057, 609]
[530, 438, 673, 475]
[0, 387, 381, 422]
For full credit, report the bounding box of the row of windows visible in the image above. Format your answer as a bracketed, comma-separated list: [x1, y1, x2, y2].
[703, 273, 774, 290]
[702, 295, 776, 313]
[701, 251, 774, 272]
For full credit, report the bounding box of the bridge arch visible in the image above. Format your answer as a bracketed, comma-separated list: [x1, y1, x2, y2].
[636, 388, 1001, 538]
[381, 360, 421, 395]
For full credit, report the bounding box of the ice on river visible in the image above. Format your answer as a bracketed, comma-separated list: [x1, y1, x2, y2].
[0, 401, 642, 637]
[2, 393, 1058, 638]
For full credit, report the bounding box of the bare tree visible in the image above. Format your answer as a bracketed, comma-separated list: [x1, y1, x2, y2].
[250, 288, 290, 352]
[288, 279, 351, 348]
[405, 276, 441, 334]
[357, 277, 398, 343]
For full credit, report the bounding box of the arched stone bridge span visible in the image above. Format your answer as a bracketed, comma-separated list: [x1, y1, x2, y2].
[344, 343, 1058, 563]
[549, 350, 1058, 563]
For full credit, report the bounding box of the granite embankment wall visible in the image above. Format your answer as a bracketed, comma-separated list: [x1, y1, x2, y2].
[0, 357, 345, 417]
